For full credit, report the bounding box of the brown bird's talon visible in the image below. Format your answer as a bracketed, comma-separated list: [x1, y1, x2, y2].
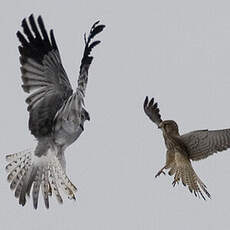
[155, 169, 166, 178]
[172, 178, 179, 187]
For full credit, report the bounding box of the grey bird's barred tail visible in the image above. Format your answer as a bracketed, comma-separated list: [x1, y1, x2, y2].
[5, 149, 77, 209]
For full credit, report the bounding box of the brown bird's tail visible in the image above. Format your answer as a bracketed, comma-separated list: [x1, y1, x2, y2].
[171, 152, 211, 200]
[5, 149, 77, 209]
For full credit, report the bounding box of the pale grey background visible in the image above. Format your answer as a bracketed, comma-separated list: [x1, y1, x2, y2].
[1, 0, 230, 229]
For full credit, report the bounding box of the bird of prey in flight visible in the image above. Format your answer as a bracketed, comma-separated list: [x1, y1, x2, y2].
[144, 96, 230, 200]
[5, 14, 105, 209]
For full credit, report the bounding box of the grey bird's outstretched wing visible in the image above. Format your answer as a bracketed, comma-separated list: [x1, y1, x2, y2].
[77, 21, 105, 97]
[143, 97, 163, 127]
[54, 21, 105, 129]
[17, 14, 73, 138]
[180, 129, 230, 161]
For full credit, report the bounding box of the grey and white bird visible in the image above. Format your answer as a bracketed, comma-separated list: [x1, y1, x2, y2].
[5, 14, 105, 209]
[144, 96, 230, 200]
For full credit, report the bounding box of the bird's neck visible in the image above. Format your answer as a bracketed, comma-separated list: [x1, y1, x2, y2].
[163, 131, 180, 151]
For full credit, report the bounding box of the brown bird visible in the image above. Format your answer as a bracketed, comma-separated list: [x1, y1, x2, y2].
[144, 96, 230, 200]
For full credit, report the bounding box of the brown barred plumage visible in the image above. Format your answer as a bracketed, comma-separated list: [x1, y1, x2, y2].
[144, 96, 230, 200]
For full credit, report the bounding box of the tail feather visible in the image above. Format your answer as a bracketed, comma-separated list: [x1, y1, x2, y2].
[172, 165, 211, 200]
[41, 168, 50, 209]
[10, 162, 32, 190]
[172, 152, 211, 200]
[19, 165, 36, 206]
[6, 150, 31, 162]
[6, 150, 31, 173]
[26, 167, 37, 196]
[15, 177, 24, 198]
[53, 157, 77, 192]
[14, 161, 32, 199]
[6, 149, 77, 209]
[7, 158, 32, 183]
[32, 167, 42, 209]
[49, 166, 63, 204]
[52, 158, 76, 200]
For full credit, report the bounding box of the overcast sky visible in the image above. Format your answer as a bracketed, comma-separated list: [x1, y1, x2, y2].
[1, 0, 230, 229]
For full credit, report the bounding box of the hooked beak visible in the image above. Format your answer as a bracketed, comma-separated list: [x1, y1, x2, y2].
[85, 112, 90, 121]
[80, 124, 84, 131]
[87, 114, 90, 121]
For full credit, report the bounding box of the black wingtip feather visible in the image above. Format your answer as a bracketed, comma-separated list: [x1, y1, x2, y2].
[37, 15, 49, 42]
[29, 14, 34, 21]
[85, 21, 105, 46]
[22, 18, 34, 42]
[29, 13, 34, 20]
[149, 98, 154, 107]
[89, 25, 105, 41]
[80, 21, 105, 71]
[18, 14, 58, 64]
[29, 15, 42, 40]
[87, 40, 101, 55]
[17, 31, 28, 47]
[50, 30, 58, 50]
[92, 20, 100, 28]
[144, 96, 148, 108]
[143, 96, 163, 126]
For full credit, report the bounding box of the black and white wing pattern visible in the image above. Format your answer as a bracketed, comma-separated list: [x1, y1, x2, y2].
[180, 129, 230, 161]
[77, 21, 105, 97]
[17, 14, 73, 138]
[143, 97, 163, 127]
[54, 20, 105, 134]
[6, 15, 105, 209]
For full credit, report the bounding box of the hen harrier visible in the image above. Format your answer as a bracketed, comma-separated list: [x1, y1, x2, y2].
[5, 14, 105, 209]
[144, 96, 230, 200]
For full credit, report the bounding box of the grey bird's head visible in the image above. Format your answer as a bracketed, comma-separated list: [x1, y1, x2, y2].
[158, 120, 179, 135]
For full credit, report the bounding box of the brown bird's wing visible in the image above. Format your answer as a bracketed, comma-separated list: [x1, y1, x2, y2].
[17, 14, 73, 138]
[179, 129, 230, 161]
[173, 151, 211, 200]
[143, 97, 162, 127]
